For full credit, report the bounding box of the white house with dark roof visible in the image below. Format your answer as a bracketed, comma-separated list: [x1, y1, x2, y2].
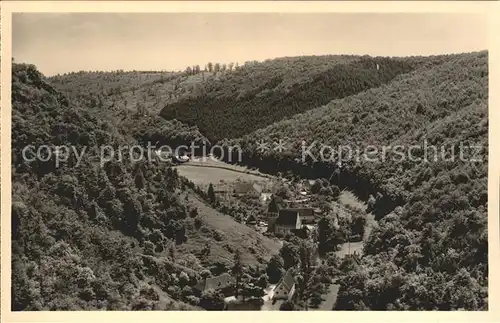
[274, 209, 302, 235]
[273, 269, 296, 300]
[281, 207, 315, 224]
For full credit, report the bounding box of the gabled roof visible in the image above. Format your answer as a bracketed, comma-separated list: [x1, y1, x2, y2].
[197, 273, 235, 291]
[214, 185, 231, 193]
[233, 182, 260, 194]
[275, 210, 299, 226]
[276, 269, 295, 292]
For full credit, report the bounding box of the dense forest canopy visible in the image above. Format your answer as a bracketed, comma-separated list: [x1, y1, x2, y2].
[51, 54, 459, 143]
[11, 63, 279, 310]
[13, 50, 489, 311]
[219, 51, 489, 309]
[159, 56, 420, 142]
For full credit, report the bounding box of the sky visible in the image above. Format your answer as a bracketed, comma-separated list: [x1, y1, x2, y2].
[12, 13, 489, 76]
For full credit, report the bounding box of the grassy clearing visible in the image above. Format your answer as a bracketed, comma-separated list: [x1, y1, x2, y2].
[190, 157, 274, 178]
[174, 157, 277, 195]
[175, 164, 268, 187]
[338, 190, 367, 212]
[334, 190, 377, 258]
[177, 193, 282, 268]
[338, 190, 377, 239]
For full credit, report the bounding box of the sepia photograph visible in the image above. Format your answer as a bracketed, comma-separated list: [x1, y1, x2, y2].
[1, 1, 499, 321]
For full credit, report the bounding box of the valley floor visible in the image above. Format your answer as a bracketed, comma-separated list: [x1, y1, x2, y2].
[174, 155, 376, 311]
[174, 156, 274, 188]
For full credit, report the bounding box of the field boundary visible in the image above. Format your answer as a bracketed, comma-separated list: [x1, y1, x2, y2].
[176, 161, 274, 180]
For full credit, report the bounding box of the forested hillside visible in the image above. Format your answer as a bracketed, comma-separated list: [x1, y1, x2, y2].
[220, 51, 488, 309]
[49, 54, 462, 144]
[12, 50, 489, 311]
[11, 63, 280, 310]
[50, 55, 443, 143]
[49, 70, 190, 116]
[47, 70, 210, 147]
[159, 56, 422, 141]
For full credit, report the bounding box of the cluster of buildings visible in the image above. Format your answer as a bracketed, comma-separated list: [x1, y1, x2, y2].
[229, 178, 323, 237]
[244, 202, 321, 237]
[195, 269, 298, 311]
[266, 207, 320, 236]
[195, 179, 326, 310]
[212, 177, 323, 236]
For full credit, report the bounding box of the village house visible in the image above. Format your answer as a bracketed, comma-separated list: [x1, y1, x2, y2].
[281, 208, 315, 224]
[273, 209, 302, 235]
[288, 207, 316, 224]
[214, 185, 231, 194]
[273, 269, 296, 300]
[194, 273, 236, 293]
[233, 182, 262, 197]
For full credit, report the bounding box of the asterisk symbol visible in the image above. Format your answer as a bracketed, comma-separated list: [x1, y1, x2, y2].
[257, 140, 269, 153]
[273, 139, 287, 153]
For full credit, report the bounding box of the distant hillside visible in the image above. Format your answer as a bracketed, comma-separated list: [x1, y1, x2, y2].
[11, 63, 279, 310]
[220, 51, 488, 310]
[45, 69, 210, 149]
[49, 70, 190, 115]
[19, 50, 489, 310]
[158, 55, 425, 141]
[49, 55, 430, 143]
[226, 51, 487, 207]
